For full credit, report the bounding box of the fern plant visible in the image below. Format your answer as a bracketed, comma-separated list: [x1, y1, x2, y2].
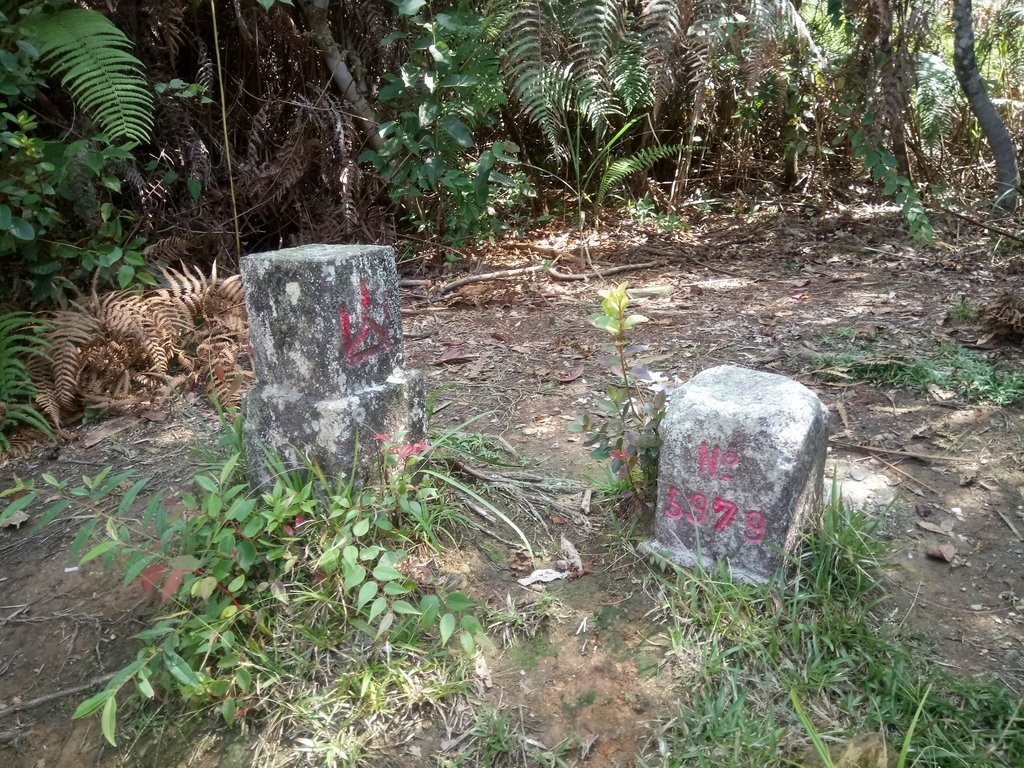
[21, 6, 153, 143]
[913, 52, 962, 152]
[0, 311, 52, 453]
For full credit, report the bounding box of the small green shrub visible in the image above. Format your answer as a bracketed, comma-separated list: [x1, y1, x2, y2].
[3, 429, 484, 746]
[570, 282, 665, 515]
[0, 2, 157, 303]
[359, 1, 524, 245]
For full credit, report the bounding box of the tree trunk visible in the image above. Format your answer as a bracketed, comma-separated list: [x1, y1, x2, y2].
[952, 0, 1019, 212]
[295, 0, 382, 151]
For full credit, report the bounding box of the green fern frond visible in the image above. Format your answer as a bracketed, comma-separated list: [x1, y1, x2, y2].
[598, 143, 683, 202]
[0, 312, 53, 450]
[913, 53, 961, 151]
[571, 0, 622, 66]
[749, 0, 826, 66]
[609, 33, 653, 114]
[24, 8, 153, 142]
[505, 1, 568, 153]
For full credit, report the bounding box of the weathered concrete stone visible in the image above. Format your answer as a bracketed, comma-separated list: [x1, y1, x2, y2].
[241, 244, 425, 486]
[649, 365, 829, 584]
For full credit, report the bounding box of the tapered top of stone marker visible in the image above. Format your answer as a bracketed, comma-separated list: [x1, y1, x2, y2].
[242, 244, 405, 398]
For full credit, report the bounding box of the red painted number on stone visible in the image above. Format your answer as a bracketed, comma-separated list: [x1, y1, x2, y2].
[686, 492, 707, 525]
[712, 497, 738, 532]
[744, 511, 765, 543]
[662, 485, 766, 546]
[697, 443, 740, 481]
[338, 281, 393, 365]
[666, 487, 684, 519]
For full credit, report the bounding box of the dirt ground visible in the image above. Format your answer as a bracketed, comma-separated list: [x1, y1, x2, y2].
[2, 205, 1023, 767]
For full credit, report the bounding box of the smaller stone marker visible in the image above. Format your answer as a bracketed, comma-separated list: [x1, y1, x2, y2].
[649, 365, 829, 584]
[241, 244, 425, 487]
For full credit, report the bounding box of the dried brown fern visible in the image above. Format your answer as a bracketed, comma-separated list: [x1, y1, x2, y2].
[25, 265, 250, 433]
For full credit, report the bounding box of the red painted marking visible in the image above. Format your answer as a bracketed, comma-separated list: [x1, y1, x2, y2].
[666, 487, 684, 519]
[338, 281, 393, 365]
[661, 484, 766, 546]
[744, 511, 765, 543]
[697, 444, 740, 480]
[712, 497, 738, 531]
[686, 492, 707, 525]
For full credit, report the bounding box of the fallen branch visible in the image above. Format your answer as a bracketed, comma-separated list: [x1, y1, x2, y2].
[546, 260, 663, 281]
[433, 259, 664, 296]
[938, 205, 1024, 244]
[438, 264, 546, 296]
[996, 509, 1024, 542]
[830, 440, 976, 464]
[0, 672, 115, 720]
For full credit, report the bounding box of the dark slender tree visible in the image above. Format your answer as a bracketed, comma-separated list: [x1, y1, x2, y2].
[952, 0, 1019, 212]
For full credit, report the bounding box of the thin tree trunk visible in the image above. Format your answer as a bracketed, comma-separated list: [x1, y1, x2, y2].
[295, 0, 382, 151]
[952, 0, 1019, 212]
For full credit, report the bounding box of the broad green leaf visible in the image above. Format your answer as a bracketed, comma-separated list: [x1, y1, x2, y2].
[352, 517, 370, 537]
[459, 630, 475, 655]
[194, 575, 218, 601]
[445, 592, 474, 612]
[163, 649, 201, 687]
[221, 697, 237, 725]
[101, 695, 118, 746]
[116, 264, 134, 288]
[383, 579, 414, 595]
[397, 0, 426, 16]
[8, 217, 34, 240]
[343, 561, 366, 592]
[440, 115, 474, 148]
[136, 672, 154, 699]
[622, 314, 649, 329]
[439, 613, 456, 645]
[356, 580, 377, 609]
[73, 687, 113, 719]
[235, 667, 252, 693]
[195, 474, 218, 493]
[372, 563, 403, 581]
[227, 574, 245, 593]
[80, 539, 118, 564]
[375, 610, 394, 640]
[166, 555, 200, 571]
[392, 599, 419, 615]
[368, 596, 387, 622]
[237, 540, 256, 570]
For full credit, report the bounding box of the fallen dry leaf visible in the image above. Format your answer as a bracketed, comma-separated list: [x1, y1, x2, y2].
[557, 365, 584, 383]
[917, 519, 954, 536]
[925, 543, 957, 563]
[82, 415, 135, 448]
[435, 345, 473, 365]
[0, 509, 29, 529]
[517, 568, 569, 587]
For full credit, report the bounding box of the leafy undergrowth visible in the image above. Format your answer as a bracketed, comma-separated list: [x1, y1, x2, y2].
[635, 490, 1023, 767]
[3, 417, 492, 766]
[4, 415, 1022, 767]
[812, 342, 1024, 406]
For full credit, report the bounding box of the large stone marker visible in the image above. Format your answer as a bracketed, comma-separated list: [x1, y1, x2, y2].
[650, 365, 829, 584]
[241, 244, 425, 487]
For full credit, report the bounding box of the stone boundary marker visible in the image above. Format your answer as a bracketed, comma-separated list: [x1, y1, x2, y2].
[649, 365, 829, 584]
[241, 244, 425, 487]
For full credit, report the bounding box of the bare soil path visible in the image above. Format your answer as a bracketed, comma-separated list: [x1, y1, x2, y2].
[2, 206, 1022, 766]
